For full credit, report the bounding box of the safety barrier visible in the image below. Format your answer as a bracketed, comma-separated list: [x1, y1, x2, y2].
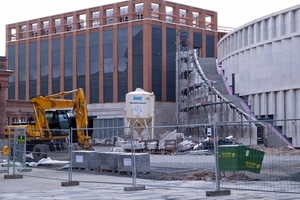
[1, 120, 300, 193]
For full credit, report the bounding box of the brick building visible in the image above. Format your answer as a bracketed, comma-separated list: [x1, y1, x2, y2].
[5, 0, 225, 127]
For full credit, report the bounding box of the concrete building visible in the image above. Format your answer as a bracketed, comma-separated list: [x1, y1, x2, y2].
[217, 5, 300, 147]
[5, 0, 226, 134]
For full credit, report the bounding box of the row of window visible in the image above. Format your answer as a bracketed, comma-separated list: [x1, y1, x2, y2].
[8, 25, 214, 104]
[218, 7, 300, 58]
[8, 2, 213, 41]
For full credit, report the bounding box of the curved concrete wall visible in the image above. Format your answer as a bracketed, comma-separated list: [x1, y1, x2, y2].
[217, 5, 300, 147]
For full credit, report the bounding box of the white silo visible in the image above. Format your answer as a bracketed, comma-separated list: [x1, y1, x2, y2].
[125, 88, 155, 140]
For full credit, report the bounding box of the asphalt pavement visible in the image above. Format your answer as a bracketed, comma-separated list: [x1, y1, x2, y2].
[0, 167, 300, 200]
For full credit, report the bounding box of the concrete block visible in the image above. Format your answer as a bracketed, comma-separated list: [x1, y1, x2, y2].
[72, 150, 97, 170]
[97, 152, 119, 171]
[117, 153, 150, 173]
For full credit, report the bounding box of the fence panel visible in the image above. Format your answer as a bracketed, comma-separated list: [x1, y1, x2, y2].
[2, 120, 300, 193]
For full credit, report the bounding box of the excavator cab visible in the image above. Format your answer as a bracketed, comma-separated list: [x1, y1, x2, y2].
[45, 110, 71, 136]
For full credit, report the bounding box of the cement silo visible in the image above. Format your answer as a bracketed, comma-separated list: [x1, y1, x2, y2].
[125, 88, 155, 140]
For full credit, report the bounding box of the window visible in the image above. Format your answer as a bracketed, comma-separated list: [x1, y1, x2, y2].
[180, 9, 186, 24]
[10, 28, 16, 41]
[193, 12, 199, 27]
[106, 9, 114, 24]
[43, 21, 49, 35]
[118, 28, 128, 101]
[92, 11, 100, 27]
[135, 3, 143, 20]
[151, 3, 159, 19]
[21, 25, 26, 39]
[54, 19, 61, 33]
[66, 16, 73, 31]
[31, 23, 38, 37]
[120, 6, 128, 22]
[166, 6, 173, 23]
[205, 15, 212, 30]
[93, 118, 124, 139]
[79, 14, 86, 29]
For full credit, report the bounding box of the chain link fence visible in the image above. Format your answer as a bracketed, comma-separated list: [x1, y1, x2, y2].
[1, 120, 300, 193]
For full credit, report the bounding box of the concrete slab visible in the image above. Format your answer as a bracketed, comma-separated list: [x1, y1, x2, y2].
[124, 185, 146, 191]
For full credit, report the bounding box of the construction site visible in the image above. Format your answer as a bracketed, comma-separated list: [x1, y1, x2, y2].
[171, 30, 293, 149]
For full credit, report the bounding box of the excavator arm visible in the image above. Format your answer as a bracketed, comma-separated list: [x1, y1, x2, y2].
[30, 88, 90, 148]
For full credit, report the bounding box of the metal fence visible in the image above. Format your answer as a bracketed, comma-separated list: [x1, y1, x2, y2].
[2, 119, 300, 193]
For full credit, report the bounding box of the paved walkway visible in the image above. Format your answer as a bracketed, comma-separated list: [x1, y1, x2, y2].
[0, 148, 299, 199]
[0, 171, 299, 200]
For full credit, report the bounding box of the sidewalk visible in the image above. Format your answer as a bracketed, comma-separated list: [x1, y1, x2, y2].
[0, 171, 299, 200]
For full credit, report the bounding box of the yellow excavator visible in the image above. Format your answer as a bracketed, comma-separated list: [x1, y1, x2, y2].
[4, 88, 92, 160]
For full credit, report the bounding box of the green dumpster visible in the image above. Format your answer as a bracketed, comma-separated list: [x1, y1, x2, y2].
[218, 145, 265, 174]
[243, 147, 265, 174]
[218, 145, 246, 171]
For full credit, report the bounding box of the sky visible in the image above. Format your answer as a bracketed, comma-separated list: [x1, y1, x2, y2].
[0, 0, 299, 56]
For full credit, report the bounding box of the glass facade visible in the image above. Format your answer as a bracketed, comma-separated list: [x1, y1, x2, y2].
[18, 44, 26, 100]
[103, 30, 113, 102]
[6, 17, 217, 105]
[8, 45, 15, 99]
[64, 36, 73, 99]
[29, 42, 37, 98]
[132, 25, 143, 91]
[166, 27, 176, 102]
[117, 27, 128, 102]
[152, 26, 162, 101]
[52, 38, 60, 94]
[40, 40, 48, 95]
[76, 34, 86, 89]
[89, 32, 99, 103]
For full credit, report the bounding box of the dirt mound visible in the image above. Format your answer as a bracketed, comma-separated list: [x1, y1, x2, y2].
[249, 145, 300, 155]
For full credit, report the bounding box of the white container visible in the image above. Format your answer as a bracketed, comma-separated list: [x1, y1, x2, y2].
[125, 88, 155, 135]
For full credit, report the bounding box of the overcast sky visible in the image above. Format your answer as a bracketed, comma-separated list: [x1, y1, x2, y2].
[0, 0, 299, 55]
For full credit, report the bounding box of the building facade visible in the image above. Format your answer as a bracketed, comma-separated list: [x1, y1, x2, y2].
[217, 5, 300, 147]
[0, 57, 13, 136]
[6, 0, 225, 128]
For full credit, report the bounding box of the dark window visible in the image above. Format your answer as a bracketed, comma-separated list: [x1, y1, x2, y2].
[206, 34, 215, 57]
[152, 26, 162, 101]
[118, 27, 128, 102]
[132, 25, 143, 90]
[76, 34, 86, 89]
[29, 42, 37, 98]
[103, 30, 113, 102]
[64, 36, 73, 98]
[38, 40, 48, 95]
[18, 44, 26, 100]
[52, 38, 60, 94]
[8, 45, 15, 99]
[193, 32, 202, 48]
[166, 28, 176, 102]
[89, 32, 99, 103]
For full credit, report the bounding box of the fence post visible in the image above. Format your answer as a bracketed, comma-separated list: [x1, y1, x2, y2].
[206, 121, 231, 197]
[213, 122, 220, 190]
[61, 128, 79, 186]
[4, 128, 23, 179]
[130, 126, 136, 187]
[123, 126, 146, 191]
